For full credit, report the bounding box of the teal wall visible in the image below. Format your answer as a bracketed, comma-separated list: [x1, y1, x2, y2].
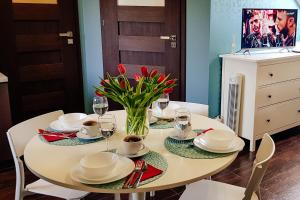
[208, 0, 300, 117]
[186, 0, 210, 104]
[78, 0, 103, 113]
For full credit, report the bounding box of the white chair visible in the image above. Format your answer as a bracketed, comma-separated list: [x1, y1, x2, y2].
[169, 101, 208, 116]
[150, 101, 208, 198]
[7, 110, 89, 200]
[179, 133, 275, 200]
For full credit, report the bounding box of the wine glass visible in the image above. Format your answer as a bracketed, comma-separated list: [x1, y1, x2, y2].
[174, 108, 191, 139]
[157, 93, 169, 117]
[99, 114, 116, 151]
[93, 96, 108, 124]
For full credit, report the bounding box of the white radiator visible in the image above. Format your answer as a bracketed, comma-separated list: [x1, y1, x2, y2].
[226, 74, 243, 134]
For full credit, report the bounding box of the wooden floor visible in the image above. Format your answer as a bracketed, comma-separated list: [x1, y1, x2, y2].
[1, 126, 299, 200]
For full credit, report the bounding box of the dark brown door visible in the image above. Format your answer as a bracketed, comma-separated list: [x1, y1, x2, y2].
[100, 0, 185, 109]
[3, 0, 84, 122]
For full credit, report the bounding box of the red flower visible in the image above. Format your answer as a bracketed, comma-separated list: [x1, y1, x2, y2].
[95, 90, 103, 96]
[157, 74, 165, 83]
[120, 80, 125, 89]
[163, 88, 173, 94]
[165, 79, 175, 86]
[118, 64, 126, 74]
[150, 69, 158, 78]
[134, 73, 141, 81]
[141, 66, 148, 77]
[100, 79, 109, 86]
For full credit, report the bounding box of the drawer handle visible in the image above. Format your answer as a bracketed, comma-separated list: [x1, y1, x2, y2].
[268, 95, 272, 98]
[269, 73, 274, 77]
[266, 119, 271, 123]
[298, 110, 300, 113]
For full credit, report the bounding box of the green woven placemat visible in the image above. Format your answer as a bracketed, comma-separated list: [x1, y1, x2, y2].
[150, 120, 174, 129]
[164, 129, 234, 159]
[90, 150, 167, 189]
[38, 128, 104, 146]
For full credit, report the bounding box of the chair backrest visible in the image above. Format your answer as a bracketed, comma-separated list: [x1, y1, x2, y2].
[243, 133, 275, 200]
[169, 101, 208, 116]
[7, 110, 64, 157]
[7, 110, 64, 200]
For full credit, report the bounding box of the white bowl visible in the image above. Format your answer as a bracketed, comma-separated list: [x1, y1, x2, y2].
[58, 113, 87, 129]
[199, 129, 235, 150]
[80, 152, 119, 179]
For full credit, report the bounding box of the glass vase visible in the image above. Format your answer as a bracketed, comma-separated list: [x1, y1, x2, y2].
[125, 107, 149, 138]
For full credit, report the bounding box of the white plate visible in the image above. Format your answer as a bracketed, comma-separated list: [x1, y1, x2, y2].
[49, 120, 79, 132]
[70, 156, 134, 184]
[169, 128, 197, 141]
[116, 146, 150, 158]
[152, 103, 181, 119]
[193, 136, 245, 153]
[76, 132, 103, 140]
[197, 129, 235, 150]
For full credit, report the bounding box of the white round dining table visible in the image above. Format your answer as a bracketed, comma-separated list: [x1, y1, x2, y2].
[24, 110, 238, 200]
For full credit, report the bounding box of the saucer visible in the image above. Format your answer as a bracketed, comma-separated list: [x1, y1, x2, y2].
[152, 103, 181, 119]
[149, 116, 158, 124]
[70, 156, 134, 184]
[169, 129, 196, 141]
[76, 132, 103, 140]
[49, 120, 79, 132]
[193, 136, 245, 153]
[116, 146, 150, 158]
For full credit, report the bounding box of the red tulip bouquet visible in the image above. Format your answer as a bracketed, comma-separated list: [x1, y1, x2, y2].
[95, 64, 176, 137]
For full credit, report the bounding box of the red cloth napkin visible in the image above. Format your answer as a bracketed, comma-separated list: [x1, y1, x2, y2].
[140, 163, 163, 181]
[38, 129, 77, 142]
[128, 161, 163, 186]
[197, 128, 214, 136]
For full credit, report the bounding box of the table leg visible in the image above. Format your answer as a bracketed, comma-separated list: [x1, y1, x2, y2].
[129, 192, 146, 200]
[114, 193, 121, 200]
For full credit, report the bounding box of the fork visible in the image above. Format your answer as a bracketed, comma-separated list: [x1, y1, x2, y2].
[123, 160, 144, 189]
[132, 162, 148, 188]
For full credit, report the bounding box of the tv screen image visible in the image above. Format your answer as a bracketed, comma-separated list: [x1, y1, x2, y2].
[241, 9, 298, 49]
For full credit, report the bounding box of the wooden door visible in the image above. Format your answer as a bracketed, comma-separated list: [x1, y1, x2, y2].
[3, 0, 84, 122]
[100, 0, 185, 109]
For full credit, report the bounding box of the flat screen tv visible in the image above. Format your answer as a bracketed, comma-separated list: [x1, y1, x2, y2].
[241, 9, 298, 49]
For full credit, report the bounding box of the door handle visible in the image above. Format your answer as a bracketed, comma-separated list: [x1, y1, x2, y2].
[59, 31, 73, 37]
[160, 35, 176, 41]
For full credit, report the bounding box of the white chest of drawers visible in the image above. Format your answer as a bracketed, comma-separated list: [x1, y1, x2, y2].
[220, 53, 300, 151]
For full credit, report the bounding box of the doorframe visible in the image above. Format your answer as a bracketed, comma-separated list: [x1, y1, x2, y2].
[0, 0, 85, 123]
[100, 0, 186, 101]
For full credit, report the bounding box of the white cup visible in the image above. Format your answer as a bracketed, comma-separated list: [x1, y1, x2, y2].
[122, 135, 144, 155]
[80, 120, 98, 137]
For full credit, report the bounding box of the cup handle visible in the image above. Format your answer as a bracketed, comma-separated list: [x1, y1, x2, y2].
[139, 144, 145, 151]
[80, 127, 87, 135]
